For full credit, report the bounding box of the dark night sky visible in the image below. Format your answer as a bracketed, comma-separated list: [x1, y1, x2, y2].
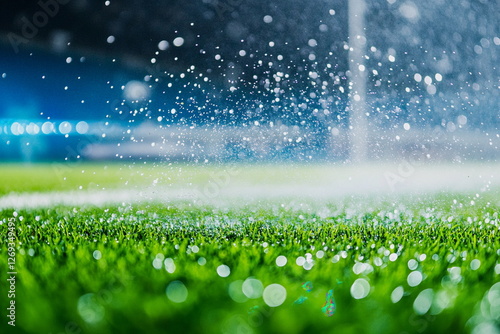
[0, 1, 498, 126]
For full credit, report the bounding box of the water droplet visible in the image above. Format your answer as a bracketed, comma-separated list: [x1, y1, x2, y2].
[470, 259, 481, 271]
[391, 286, 404, 303]
[350, 278, 370, 299]
[77, 293, 105, 323]
[228, 280, 248, 303]
[276, 255, 287, 267]
[413, 289, 434, 315]
[92, 250, 102, 260]
[407, 259, 418, 270]
[263, 284, 287, 307]
[166, 281, 188, 303]
[164, 258, 176, 273]
[173, 37, 184, 47]
[242, 278, 263, 299]
[217, 264, 231, 277]
[407, 271, 423, 287]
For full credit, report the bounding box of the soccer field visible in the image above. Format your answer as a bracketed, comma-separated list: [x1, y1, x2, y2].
[1, 163, 499, 334]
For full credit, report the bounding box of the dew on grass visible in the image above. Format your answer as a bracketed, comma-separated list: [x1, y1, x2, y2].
[164, 258, 176, 273]
[242, 278, 264, 299]
[197, 257, 206, 266]
[228, 280, 248, 303]
[93, 250, 102, 260]
[303, 261, 314, 270]
[350, 278, 370, 299]
[353, 262, 374, 275]
[447, 267, 462, 284]
[470, 259, 481, 271]
[296, 256, 306, 266]
[263, 284, 287, 307]
[391, 286, 404, 303]
[152, 258, 162, 269]
[408, 259, 418, 270]
[407, 271, 423, 287]
[166, 281, 188, 303]
[413, 289, 434, 315]
[217, 264, 231, 277]
[276, 255, 287, 267]
[78, 293, 105, 324]
[432, 289, 455, 314]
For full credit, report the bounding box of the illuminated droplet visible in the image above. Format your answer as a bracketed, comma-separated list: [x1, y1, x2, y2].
[173, 37, 184, 47]
[164, 258, 176, 273]
[59, 121, 72, 134]
[350, 279, 370, 299]
[242, 278, 263, 299]
[391, 286, 404, 303]
[76, 121, 89, 134]
[166, 281, 188, 303]
[158, 40, 169, 51]
[92, 250, 102, 260]
[77, 293, 105, 324]
[263, 284, 287, 307]
[276, 255, 287, 267]
[407, 271, 423, 287]
[470, 259, 481, 271]
[413, 289, 434, 315]
[228, 280, 248, 303]
[217, 264, 231, 277]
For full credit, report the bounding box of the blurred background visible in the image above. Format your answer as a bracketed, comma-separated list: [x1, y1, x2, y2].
[0, 0, 498, 163]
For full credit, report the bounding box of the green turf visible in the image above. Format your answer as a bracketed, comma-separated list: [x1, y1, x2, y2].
[1, 200, 499, 334]
[0, 164, 499, 334]
[0, 162, 328, 195]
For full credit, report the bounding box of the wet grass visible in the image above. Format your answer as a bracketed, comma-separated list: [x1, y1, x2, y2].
[1, 196, 499, 334]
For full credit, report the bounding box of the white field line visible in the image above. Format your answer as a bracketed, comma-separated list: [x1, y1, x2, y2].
[1, 164, 499, 210]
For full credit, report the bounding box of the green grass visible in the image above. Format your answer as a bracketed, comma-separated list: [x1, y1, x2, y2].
[0, 164, 499, 334]
[0, 162, 336, 195]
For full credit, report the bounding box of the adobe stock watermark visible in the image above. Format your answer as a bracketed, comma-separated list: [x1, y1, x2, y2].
[48, 267, 134, 334]
[223, 304, 274, 334]
[51, 98, 137, 184]
[6, 217, 17, 327]
[384, 127, 447, 192]
[190, 165, 241, 204]
[399, 313, 435, 334]
[8, 0, 71, 53]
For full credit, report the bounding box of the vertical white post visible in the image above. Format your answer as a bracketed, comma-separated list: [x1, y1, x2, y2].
[348, 0, 368, 163]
